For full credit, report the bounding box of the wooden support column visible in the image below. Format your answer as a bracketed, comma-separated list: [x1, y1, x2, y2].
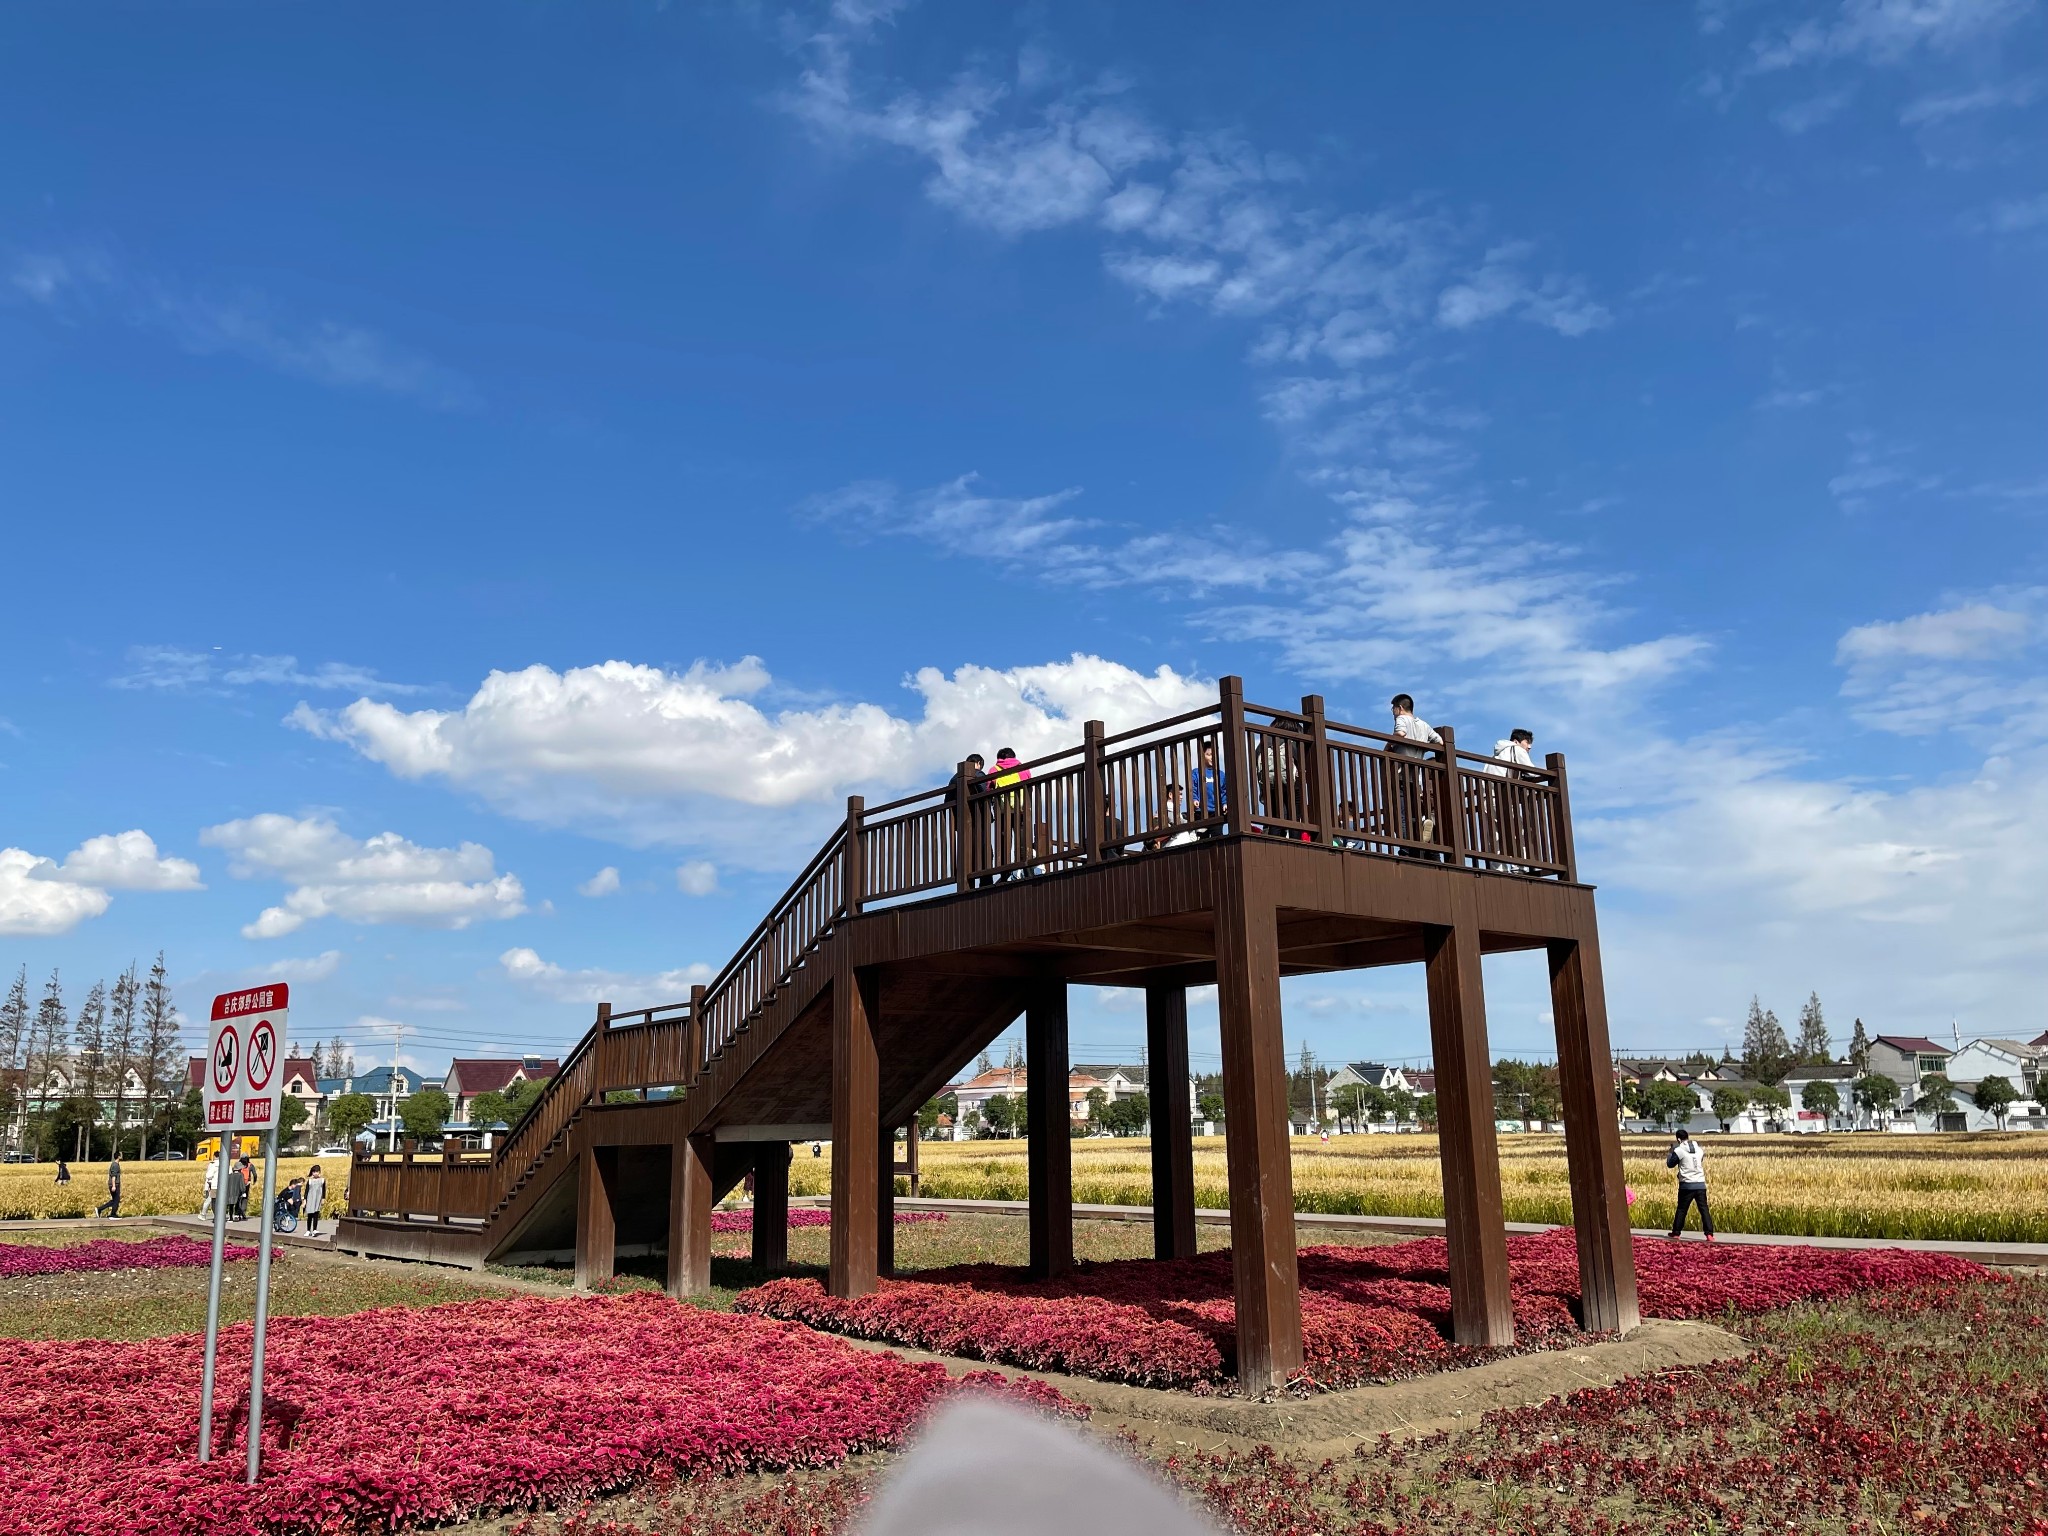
[878, 1124, 898, 1275]
[1214, 851, 1303, 1388]
[751, 1141, 790, 1276]
[1422, 894, 1515, 1346]
[1146, 982, 1198, 1261]
[829, 959, 880, 1298]
[1025, 979, 1074, 1279]
[575, 1146, 619, 1290]
[1550, 933, 1640, 1333]
[668, 1131, 714, 1297]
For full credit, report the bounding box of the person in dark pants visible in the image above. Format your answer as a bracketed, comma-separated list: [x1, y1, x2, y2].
[95, 1157, 121, 1218]
[1665, 1129, 1714, 1240]
[304, 1164, 327, 1235]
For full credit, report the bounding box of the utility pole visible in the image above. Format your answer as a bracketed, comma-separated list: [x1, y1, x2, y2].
[385, 1019, 407, 1152]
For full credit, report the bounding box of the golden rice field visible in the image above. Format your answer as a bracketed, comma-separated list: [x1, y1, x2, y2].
[792, 1133, 2048, 1244]
[0, 1159, 346, 1221]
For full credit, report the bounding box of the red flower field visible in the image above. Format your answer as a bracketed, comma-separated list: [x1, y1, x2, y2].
[735, 1229, 1983, 1391]
[0, 1292, 1079, 1536]
[0, 1234, 269, 1279]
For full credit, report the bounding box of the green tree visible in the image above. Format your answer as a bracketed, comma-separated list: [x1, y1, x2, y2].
[327, 1091, 377, 1143]
[1742, 997, 1794, 1084]
[24, 971, 68, 1153]
[0, 966, 29, 1146]
[1800, 1079, 1841, 1127]
[1414, 1093, 1437, 1127]
[103, 965, 140, 1160]
[400, 1087, 453, 1143]
[502, 1077, 549, 1127]
[1329, 1083, 1365, 1132]
[1360, 1084, 1394, 1129]
[1196, 1092, 1224, 1124]
[1639, 1080, 1697, 1129]
[1973, 1075, 2016, 1129]
[1847, 1018, 1872, 1077]
[278, 1093, 311, 1143]
[1389, 1088, 1418, 1129]
[70, 980, 107, 1163]
[917, 1092, 956, 1137]
[1854, 1072, 1900, 1125]
[1085, 1086, 1109, 1130]
[983, 1093, 1016, 1138]
[167, 1086, 204, 1153]
[1794, 992, 1829, 1066]
[1753, 1083, 1792, 1130]
[1916, 1073, 1957, 1122]
[466, 1089, 511, 1127]
[134, 954, 181, 1161]
[1709, 1086, 1749, 1131]
[1107, 1091, 1149, 1136]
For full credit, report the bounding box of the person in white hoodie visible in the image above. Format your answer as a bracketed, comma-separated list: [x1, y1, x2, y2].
[1666, 1129, 1715, 1240]
[1483, 728, 1538, 870]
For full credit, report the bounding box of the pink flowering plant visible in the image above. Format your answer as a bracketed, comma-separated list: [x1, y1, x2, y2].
[0, 1235, 270, 1279]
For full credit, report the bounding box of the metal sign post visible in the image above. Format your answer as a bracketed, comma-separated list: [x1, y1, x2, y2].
[198, 982, 290, 1478]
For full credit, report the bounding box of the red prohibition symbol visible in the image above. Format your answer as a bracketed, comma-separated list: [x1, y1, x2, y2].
[247, 1019, 278, 1092]
[212, 1026, 241, 1095]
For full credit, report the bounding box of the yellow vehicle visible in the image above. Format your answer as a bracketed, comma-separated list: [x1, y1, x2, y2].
[197, 1134, 264, 1162]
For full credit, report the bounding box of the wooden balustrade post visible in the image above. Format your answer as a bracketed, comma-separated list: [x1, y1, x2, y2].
[844, 796, 866, 915]
[594, 1001, 613, 1094]
[1440, 727, 1469, 869]
[1082, 719, 1106, 864]
[1219, 675, 1249, 837]
[686, 985, 707, 1090]
[1301, 694, 1332, 846]
[1546, 753, 1578, 882]
[954, 759, 976, 894]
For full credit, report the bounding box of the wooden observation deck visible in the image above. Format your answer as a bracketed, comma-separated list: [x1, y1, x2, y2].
[336, 677, 1638, 1387]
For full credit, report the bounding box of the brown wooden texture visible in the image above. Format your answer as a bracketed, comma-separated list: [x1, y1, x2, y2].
[1146, 982, 1198, 1261]
[1214, 847, 1304, 1388]
[1423, 895, 1516, 1347]
[1025, 979, 1075, 1278]
[829, 961, 880, 1298]
[668, 1132, 714, 1297]
[1550, 934, 1640, 1332]
[574, 1147, 617, 1289]
[877, 1123, 898, 1275]
[751, 1141, 789, 1275]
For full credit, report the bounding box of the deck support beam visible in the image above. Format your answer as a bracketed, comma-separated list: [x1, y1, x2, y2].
[1423, 894, 1515, 1347]
[878, 1123, 898, 1275]
[575, 1146, 619, 1290]
[1215, 852, 1303, 1389]
[1146, 982, 1198, 1261]
[751, 1141, 790, 1277]
[829, 959, 881, 1298]
[667, 1132, 715, 1296]
[1026, 979, 1074, 1279]
[1549, 933, 1640, 1333]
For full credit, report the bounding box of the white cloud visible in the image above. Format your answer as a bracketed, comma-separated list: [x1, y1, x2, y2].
[499, 946, 714, 1009]
[1900, 77, 2040, 122]
[1828, 431, 1939, 510]
[1979, 192, 2048, 232]
[9, 251, 473, 407]
[1747, 0, 2031, 73]
[110, 645, 422, 696]
[1837, 601, 2032, 665]
[676, 861, 719, 897]
[0, 830, 204, 936]
[290, 654, 1216, 847]
[578, 866, 622, 898]
[1834, 595, 2045, 735]
[1436, 245, 1612, 336]
[1772, 87, 1857, 132]
[199, 814, 526, 939]
[258, 951, 346, 983]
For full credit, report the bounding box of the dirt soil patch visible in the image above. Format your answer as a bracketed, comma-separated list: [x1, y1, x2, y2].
[834, 1318, 1748, 1457]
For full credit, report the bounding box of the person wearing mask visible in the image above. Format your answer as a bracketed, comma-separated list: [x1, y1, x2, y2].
[95, 1155, 121, 1219]
[304, 1164, 327, 1236]
[1666, 1129, 1715, 1241]
[1388, 694, 1444, 858]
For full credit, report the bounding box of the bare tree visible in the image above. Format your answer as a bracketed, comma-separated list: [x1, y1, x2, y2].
[71, 980, 108, 1162]
[135, 953, 182, 1161]
[24, 972, 68, 1156]
[104, 965, 140, 1160]
[0, 967, 28, 1149]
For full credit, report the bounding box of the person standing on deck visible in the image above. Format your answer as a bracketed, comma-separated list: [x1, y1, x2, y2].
[1666, 1129, 1715, 1240]
[1388, 695, 1443, 858]
[989, 749, 1031, 878]
[949, 754, 989, 886]
[1483, 728, 1538, 870]
[1190, 742, 1228, 835]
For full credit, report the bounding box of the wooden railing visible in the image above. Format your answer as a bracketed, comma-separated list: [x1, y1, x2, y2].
[345, 674, 1578, 1225]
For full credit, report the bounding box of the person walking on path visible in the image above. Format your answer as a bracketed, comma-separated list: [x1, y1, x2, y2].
[54, 1158, 70, 1185]
[95, 1156, 121, 1218]
[230, 1155, 252, 1222]
[304, 1164, 327, 1236]
[1666, 1129, 1715, 1240]
[201, 1153, 220, 1217]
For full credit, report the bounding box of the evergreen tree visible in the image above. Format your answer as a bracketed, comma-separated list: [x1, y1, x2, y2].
[25, 971, 68, 1151]
[104, 965, 140, 1160]
[135, 952, 181, 1161]
[324, 1036, 349, 1079]
[0, 967, 29, 1146]
[1848, 1018, 1872, 1077]
[1741, 996, 1793, 1084]
[1794, 992, 1830, 1065]
[70, 980, 107, 1162]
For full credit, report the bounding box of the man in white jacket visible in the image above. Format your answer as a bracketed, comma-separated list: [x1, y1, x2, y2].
[1666, 1130, 1715, 1240]
[1483, 728, 1538, 870]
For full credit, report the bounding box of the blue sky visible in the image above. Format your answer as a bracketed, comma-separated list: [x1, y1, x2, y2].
[4, 0, 2044, 1082]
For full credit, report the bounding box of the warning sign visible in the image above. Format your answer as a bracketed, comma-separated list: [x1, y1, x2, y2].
[207, 984, 290, 1133]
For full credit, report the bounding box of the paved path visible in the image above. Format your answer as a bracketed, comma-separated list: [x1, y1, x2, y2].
[852, 1195, 2048, 1268]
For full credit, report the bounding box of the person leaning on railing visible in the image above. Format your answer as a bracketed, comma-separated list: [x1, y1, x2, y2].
[1253, 718, 1312, 841]
[1189, 742, 1227, 836]
[989, 748, 1031, 879]
[1388, 693, 1444, 859]
[1481, 728, 1539, 871]
[948, 754, 991, 887]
